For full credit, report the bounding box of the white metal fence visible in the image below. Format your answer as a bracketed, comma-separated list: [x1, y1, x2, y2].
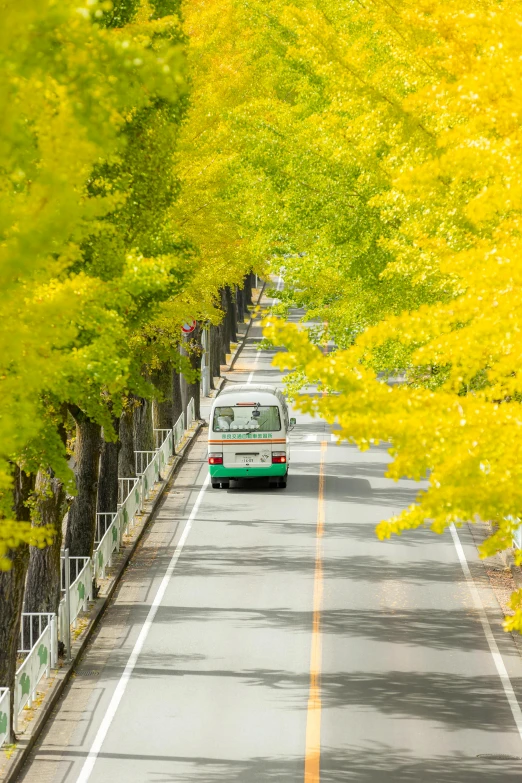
[0, 688, 9, 748]
[119, 477, 138, 505]
[187, 397, 195, 430]
[96, 512, 116, 544]
[157, 429, 174, 479]
[60, 556, 90, 590]
[15, 616, 56, 731]
[173, 411, 184, 450]
[94, 511, 121, 579]
[135, 450, 156, 476]
[19, 613, 56, 660]
[119, 478, 142, 533]
[8, 401, 197, 733]
[154, 428, 171, 449]
[59, 555, 92, 633]
[141, 449, 161, 499]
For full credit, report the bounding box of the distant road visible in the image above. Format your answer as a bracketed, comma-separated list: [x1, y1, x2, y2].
[17, 304, 522, 782]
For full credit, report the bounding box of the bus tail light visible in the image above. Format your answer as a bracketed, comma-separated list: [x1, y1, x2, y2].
[272, 452, 287, 464]
[208, 454, 223, 465]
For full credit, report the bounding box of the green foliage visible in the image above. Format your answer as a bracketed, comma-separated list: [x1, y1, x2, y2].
[0, 0, 188, 561]
[150, 0, 182, 19]
[101, 0, 141, 28]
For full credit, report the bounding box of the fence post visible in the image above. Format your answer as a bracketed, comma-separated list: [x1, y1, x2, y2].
[0, 689, 10, 747]
[50, 615, 57, 669]
[180, 338, 188, 428]
[138, 476, 144, 515]
[201, 329, 210, 398]
[64, 548, 71, 663]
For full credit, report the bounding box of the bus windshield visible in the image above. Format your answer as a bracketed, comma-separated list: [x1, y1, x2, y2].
[213, 405, 281, 433]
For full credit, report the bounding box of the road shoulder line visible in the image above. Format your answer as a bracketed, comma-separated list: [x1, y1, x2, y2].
[451, 523, 522, 741]
[76, 473, 211, 783]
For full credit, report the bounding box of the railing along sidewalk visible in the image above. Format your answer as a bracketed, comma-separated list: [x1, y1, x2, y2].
[15, 615, 57, 731]
[186, 397, 195, 430]
[59, 555, 92, 633]
[16, 409, 197, 722]
[173, 411, 184, 451]
[118, 477, 142, 534]
[0, 688, 10, 747]
[94, 510, 121, 579]
[135, 450, 156, 476]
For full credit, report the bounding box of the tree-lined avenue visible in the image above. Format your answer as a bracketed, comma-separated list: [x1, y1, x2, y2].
[15, 304, 522, 783]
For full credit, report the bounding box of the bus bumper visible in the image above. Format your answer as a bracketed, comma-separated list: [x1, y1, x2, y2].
[209, 464, 287, 479]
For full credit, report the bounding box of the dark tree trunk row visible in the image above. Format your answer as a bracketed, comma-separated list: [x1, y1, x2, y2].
[97, 416, 120, 514]
[133, 396, 154, 453]
[0, 467, 35, 737]
[25, 469, 66, 616]
[118, 404, 136, 479]
[64, 407, 101, 561]
[152, 365, 174, 430]
[244, 273, 253, 307]
[173, 368, 183, 425]
[25, 412, 68, 619]
[186, 323, 203, 421]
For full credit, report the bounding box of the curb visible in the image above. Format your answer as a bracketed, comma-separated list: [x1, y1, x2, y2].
[2, 423, 204, 783]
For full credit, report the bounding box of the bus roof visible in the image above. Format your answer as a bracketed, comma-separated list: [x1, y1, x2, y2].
[218, 383, 279, 396]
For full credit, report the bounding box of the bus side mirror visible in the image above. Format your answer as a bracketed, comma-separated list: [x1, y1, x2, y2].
[289, 418, 296, 426]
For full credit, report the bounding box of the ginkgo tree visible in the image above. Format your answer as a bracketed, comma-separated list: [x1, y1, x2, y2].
[0, 0, 190, 733]
[178, 0, 522, 631]
[1, 0, 265, 735]
[255, 0, 522, 631]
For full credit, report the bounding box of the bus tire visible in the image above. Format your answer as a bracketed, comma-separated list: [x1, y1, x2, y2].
[211, 482, 221, 489]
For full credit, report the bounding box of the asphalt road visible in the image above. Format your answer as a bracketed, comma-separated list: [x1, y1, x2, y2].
[16, 305, 522, 782]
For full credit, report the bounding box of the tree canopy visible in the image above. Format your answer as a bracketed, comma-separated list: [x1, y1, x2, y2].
[2, 0, 522, 628]
[167, 0, 522, 629]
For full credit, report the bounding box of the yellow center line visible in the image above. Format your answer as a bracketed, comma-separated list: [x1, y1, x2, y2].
[304, 439, 327, 782]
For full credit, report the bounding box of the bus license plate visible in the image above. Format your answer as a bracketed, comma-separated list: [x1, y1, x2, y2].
[238, 455, 256, 464]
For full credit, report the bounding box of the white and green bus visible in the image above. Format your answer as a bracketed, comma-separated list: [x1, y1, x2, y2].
[208, 384, 295, 489]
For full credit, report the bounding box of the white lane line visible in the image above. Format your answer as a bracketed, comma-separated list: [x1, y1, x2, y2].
[450, 523, 522, 742]
[305, 434, 317, 442]
[246, 350, 261, 386]
[77, 474, 211, 783]
[246, 275, 283, 386]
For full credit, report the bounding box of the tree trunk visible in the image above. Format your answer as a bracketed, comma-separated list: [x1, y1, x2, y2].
[0, 467, 35, 737]
[24, 469, 66, 618]
[65, 408, 101, 560]
[133, 397, 154, 452]
[236, 285, 245, 323]
[219, 320, 227, 365]
[209, 325, 219, 389]
[97, 417, 120, 514]
[219, 289, 230, 360]
[118, 404, 136, 479]
[187, 324, 202, 420]
[244, 273, 253, 307]
[152, 365, 174, 429]
[225, 286, 237, 343]
[173, 368, 183, 425]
